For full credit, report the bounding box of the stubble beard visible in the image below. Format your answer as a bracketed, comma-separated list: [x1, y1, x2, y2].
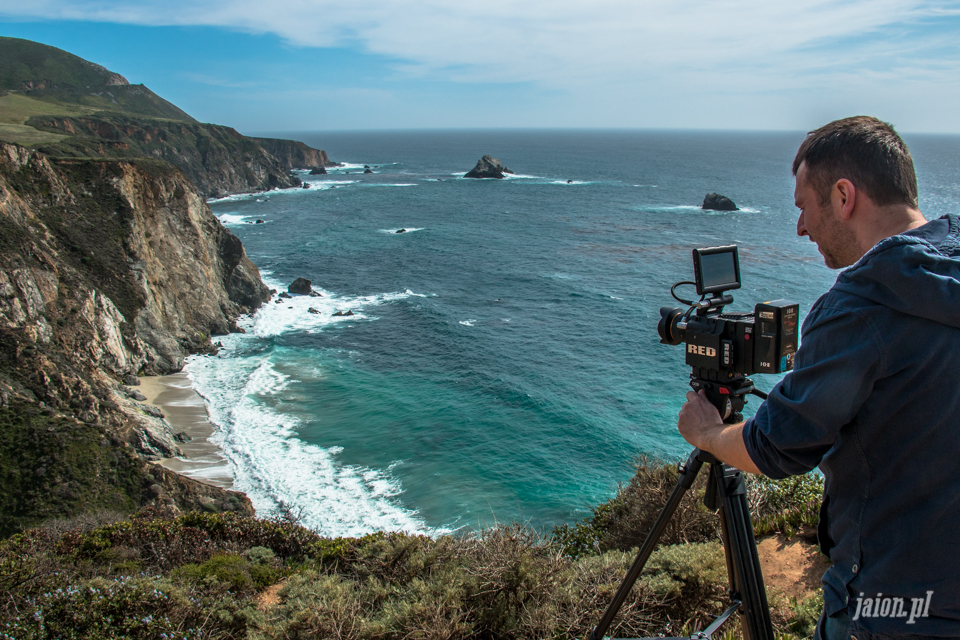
[817, 209, 861, 269]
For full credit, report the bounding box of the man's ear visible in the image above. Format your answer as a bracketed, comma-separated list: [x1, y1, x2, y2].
[833, 179, 857, 220]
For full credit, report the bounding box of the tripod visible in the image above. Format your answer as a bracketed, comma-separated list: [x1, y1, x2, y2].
[590, 378, 773, 640]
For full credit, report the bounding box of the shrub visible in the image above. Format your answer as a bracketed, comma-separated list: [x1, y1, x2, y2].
[554, 459, 825, 557]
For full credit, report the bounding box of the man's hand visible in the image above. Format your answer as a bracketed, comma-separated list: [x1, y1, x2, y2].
[678, 389, 725, 450]
[676, 389, 763, 474]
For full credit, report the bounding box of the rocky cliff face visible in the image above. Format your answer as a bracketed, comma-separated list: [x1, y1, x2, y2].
[249, 137, 336, 170]
[0, 142, 264, 533]
[28, 115, 304, 198]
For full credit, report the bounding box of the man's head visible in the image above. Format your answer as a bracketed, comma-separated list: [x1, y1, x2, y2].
[793, 116, 922, 269]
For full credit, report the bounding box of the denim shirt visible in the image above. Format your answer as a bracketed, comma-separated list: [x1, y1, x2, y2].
[743, 214, 960, 638]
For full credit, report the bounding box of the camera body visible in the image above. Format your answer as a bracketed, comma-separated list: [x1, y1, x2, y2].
[676, 301, 798, 377]
[659, 245, 799, 382]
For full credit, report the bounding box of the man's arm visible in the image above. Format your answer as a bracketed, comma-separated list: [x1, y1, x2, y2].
[677, 389, 762, 474]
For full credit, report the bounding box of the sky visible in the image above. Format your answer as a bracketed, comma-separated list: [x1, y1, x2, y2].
[1, 1, 960, 133]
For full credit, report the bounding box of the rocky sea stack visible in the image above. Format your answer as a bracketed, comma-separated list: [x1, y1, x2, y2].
[702, 193, 739, 211]
[464, 155, 514, 179]
[288, 277, 313, 295]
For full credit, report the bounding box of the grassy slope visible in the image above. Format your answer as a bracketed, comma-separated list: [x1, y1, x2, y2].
[0, 94, 77, 145]
[0, 461, 825, 639]
[0, 36, 194, 123]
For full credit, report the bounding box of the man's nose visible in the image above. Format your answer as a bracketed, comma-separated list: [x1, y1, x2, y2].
[797, 212, 808, 237]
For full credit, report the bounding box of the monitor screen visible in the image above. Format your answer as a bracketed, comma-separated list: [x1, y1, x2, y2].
[694, 246, 741, 295]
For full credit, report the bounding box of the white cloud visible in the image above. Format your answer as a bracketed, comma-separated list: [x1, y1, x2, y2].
[6, 0, 957, 86]
[5, 0, 960, 130]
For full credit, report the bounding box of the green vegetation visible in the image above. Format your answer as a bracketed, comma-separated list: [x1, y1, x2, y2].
[0, 37, 318, 196]
[0, 461, 826, 639]
[0, 400, 146, 537]
[0, 36, 194, 122]
[553, 457, 824, 558]
[0, 94, 82, 145]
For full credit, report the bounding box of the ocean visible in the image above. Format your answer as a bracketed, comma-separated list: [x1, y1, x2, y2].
[192, 130, 960, 537]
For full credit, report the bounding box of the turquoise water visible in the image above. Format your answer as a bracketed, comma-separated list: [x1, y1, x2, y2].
[193, 130, 960, 537]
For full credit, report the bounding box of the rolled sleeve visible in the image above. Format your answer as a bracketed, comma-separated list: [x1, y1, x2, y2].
[742, 303, 883, 478]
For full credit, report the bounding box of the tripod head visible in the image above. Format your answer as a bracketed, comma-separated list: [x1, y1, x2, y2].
[689, 375, 767, 423]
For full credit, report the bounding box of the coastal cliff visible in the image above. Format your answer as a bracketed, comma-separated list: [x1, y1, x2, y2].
[28, 115, 306, 198]
[0, 141, 266, 534]
[250, 136, 337, 170]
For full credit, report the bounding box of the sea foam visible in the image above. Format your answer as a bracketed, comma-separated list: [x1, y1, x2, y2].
[182, 276, 440, 537]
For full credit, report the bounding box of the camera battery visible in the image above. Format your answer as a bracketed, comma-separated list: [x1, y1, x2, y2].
[752, 300, 799, 374]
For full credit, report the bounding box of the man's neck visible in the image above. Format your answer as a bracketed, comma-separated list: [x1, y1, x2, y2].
[856, 206, 927, 256]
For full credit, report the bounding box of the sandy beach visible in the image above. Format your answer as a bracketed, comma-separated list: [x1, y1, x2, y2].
[138, 372, 235, 489]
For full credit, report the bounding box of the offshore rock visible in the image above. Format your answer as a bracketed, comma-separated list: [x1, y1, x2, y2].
[702, 193, 739, 211]
[465, 155, 513, 179]
[288, 278, 313, 295]
[309, 166, 327, 175]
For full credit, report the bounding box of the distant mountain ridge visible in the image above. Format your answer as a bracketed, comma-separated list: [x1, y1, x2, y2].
[0, 36, 195, 122]
[0, 37, 337, 197]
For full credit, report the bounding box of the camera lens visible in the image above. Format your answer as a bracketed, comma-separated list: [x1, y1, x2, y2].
[658, 307, 685, 345]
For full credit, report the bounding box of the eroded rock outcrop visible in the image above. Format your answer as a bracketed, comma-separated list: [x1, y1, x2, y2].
[249, 137, 336, 171]
[29, 115, 304, 198]
[0, 142, 262, 531]
[288, 278, 313, 295]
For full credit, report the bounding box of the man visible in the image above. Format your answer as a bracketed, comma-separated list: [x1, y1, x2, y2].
[677, 116, 960, 640]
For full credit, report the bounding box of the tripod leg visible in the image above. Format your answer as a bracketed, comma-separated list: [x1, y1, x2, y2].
[591, 450, 705, 640]
[712, 464, 774, 640]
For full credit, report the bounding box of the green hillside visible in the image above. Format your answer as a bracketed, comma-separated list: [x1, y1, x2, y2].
[0, 37, 335, 196]
[0, 36, 195, 130]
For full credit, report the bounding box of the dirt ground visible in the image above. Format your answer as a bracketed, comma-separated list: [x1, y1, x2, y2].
[758, 532, 831, 602]
[257, 581, 285, 610]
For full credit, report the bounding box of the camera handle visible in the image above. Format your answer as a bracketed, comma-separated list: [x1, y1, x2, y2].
[589, 408, 774, 640]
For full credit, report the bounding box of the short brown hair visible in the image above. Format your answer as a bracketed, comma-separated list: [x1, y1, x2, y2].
[793, 116, 918, 209]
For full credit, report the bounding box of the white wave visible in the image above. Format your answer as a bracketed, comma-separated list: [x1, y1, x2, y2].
[404, 289, 434, 298]
[363, 183, 417, 188]
[208, 185, 318, 204]
[241, 275, 416, 339]
[179, 276, 446, 537]
[382, 227, 425, 234]
[548, 180, 593, 185]
[185, 354, 432, 537]
[302, 180, 358, 191]
[328, 162, 367, 170]
[459, 319, 476, 326]
[501, 173, 542, 180]
[218, 213, 250, 226]
[632, 204, 703, 213]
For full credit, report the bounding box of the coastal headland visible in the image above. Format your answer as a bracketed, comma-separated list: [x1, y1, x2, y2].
[0, 35, 346, 533]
